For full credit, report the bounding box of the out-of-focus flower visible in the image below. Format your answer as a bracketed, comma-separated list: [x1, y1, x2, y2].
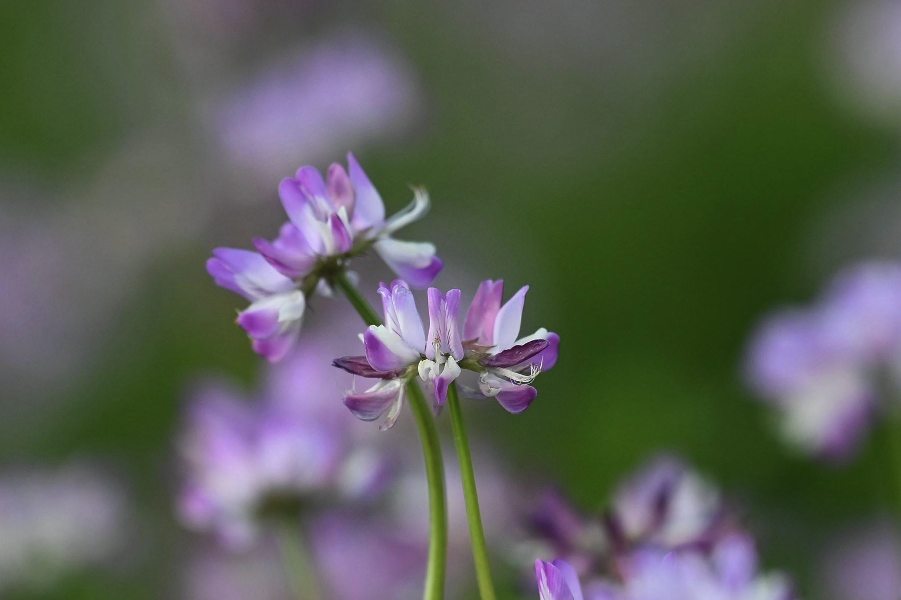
[211, 33, 424, 184]
[208, 155, 442, 362]
[744, 262, 901, 459]
[183, 541, 291, 600]
[582, 535, 796, 600]
[335, 279, 560, 428]
[177, 331, 394, 548]
[520, 454, 737, 585]
[0, 462, 129, 593]
[819, 519, 901, 600]
[311, 512, 427, 600]
[535, 558, 585, 600]
[605, 455, 726, 553]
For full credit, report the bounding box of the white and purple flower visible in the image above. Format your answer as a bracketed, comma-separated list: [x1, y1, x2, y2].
[333, 279, 560, 429]
[744, 262, 901, 460]
[535, 558, 585, 600]
[207, 154, 442, 362]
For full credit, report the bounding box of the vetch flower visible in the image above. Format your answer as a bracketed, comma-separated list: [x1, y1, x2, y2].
[458, 279, 560, 413]
[334, 279, 560, 428]
[208, 154, 442, 361]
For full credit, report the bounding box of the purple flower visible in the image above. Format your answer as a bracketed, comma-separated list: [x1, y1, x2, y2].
[459, 279, 560, 414]
[606, 455, 726, 552]
[819, 519, 901, 600]
[208, 154, 442, 361]
[177, 384, 346, 548]
[334, 279, 560, 428]
[536, 558, 585, 600]
[602, 535, 796, 600]
[743, 262, 901, 460]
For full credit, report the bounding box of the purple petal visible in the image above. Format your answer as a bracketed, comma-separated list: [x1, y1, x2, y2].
[493, 285, 529, 351]
[236, 307, 280, 339]
[390, 282, 426, 351]
[329, 213, 353, 253]
[496, 384, 538, 414]
[373, 238, 443, 288]
[278, 177, 309, 228]
[444, 289, 464, 360]
[252, 223, 317, 279]
[295, 165, 328, 202]
[347, 152, 385, 230]
[533, 332, 560, 371]
[552, 559, 584, 600]
[364, 326, 420, 372]
[463, 279, 504, 344]
[482, 339, 549, 368]
[426, 288, 443, 360]
[535, 559, 576, 600]
[344, 383, 401, 422]
[332, 356, 403, 379]
[327, 163, 355, 216]
[208, 248, 295, 300]
[433, 357, 461, 405]
[251, 325, 299, 363]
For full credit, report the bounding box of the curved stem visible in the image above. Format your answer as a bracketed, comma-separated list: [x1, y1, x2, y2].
[276, 519, 321, 600]
[334, 270, 448, 600]
[446, 383, 497, 600]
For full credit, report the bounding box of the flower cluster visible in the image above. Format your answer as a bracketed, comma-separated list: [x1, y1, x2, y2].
[744, 262, 901, 459]
[333, 279, 560, 428]
[524, 455, 733, 575]
[177, 343, 393, 548]
[207, 154, 442, 361]
[535, 534, 794, 600]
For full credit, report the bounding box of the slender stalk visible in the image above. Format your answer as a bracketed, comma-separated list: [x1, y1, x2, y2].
[406, 379, 449, 600]
[877, 414, 901, 524]
[333, 271, 381, 326]
[446, 383, 497, 600]
[276, 519, 321, 600]
[333, 269, 448, 600]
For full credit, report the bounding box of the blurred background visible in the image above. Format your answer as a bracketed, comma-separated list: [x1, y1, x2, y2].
[1, 0, 900, 598]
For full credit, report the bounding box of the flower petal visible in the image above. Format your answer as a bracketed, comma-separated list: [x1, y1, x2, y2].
[253, 223, 317, 279]
[251, 322, 300, 362]
[535, 559, 576, 600]
[374, 238, 443, 288]
[434, 356, 461, 405]
[552, 559, 584, 600]
[279, 178, 326, 253]
[208, 248, 295, 300]
[326, 163, 355, 216]
[329, 212, 353, 254]
[482, 339, 549, 368]
[463, 279, 504, 344]
[444, 289, 464, 360]
[347, 152, 385, 230]
[332, 356, 403, 379]
[496, 384, 538, 414]
[380, 187, 430, 236]
[344, 381, 402, 422]
[295, 165, 328, 203]
[493, 285, 529, 351]
[513, 329, 560, 371]
[391, 282, 426, 351]
[364, 325, 420, 372]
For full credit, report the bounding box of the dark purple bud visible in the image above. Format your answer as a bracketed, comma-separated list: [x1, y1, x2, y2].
[332, 356, 402, 379]
[480, 339, 549, 368]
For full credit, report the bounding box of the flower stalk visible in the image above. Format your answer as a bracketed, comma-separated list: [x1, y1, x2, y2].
[277, 519, 322, 600]
[334, 269, 448, 600]
[447, 382, 497, 600]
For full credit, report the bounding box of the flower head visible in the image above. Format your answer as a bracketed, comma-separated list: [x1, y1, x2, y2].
[744, 262, 901, 460]
[334, 279, 560, 428]
[208, 154, 442, 361]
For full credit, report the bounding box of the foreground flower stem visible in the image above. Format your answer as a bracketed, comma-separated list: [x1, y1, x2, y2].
[334, 270, 448, 600]
[878, 414, 901, 525]
[446, 383, 498, 600]
[277, 519, 321, 600]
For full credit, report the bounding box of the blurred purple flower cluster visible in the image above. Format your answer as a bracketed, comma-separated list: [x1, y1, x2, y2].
[744, 262, 901, 459]
[528, 456, 796, 600]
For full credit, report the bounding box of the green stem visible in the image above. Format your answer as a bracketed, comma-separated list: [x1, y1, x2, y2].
[333, 271, 381, 326]
[334, 269, 448, 600]
[877, 415, 901, 524]
[276, 519, 321, 600]
[446, 383, 497, 600]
